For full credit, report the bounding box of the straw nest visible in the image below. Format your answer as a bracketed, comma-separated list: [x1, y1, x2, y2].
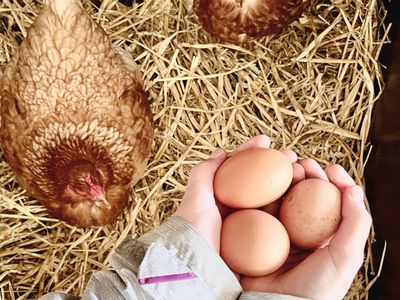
[0, 0, 390, 299]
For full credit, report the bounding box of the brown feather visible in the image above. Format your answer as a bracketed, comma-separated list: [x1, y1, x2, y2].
[0, 0, 154, 227]
[193, 0, 311, 44]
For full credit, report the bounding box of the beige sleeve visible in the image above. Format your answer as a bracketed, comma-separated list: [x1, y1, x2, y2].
[39, 216, 310, 300]
[108, 216, 242, 300]
[240, 291, 310, 300]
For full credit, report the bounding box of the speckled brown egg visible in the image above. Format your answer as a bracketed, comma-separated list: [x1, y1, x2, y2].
[192, 0, 312, 44]
[214, 148, 293, 208]
[279, 178, 342, 250]
[221, 209, 290, 276]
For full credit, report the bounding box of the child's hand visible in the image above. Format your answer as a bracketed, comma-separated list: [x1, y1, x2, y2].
[240, 159, 372, 300]
[174, 135, 300, 253]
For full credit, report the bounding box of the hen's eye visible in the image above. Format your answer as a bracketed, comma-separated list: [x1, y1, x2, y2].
[67, 183, 87, 197]
[74, 181, 88, 192]
[91, 169, 104, 186]
[91, 176, 100, 186]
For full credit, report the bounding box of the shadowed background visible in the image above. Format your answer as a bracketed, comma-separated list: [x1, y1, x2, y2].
[367, 0, 400, 299]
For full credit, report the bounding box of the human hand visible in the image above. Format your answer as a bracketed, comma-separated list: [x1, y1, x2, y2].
[174, 135, 300, 253]
[241, 159, 372, 300]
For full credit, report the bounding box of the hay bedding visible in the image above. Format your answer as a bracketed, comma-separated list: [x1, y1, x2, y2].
[0, 0, 389, 298]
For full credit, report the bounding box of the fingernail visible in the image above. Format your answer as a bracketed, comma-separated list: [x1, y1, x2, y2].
[257, 135, 271, 147]
[209, 148, 225, 159]
[351, 185, 364, 201]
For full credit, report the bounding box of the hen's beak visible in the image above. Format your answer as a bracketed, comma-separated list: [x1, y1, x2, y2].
[87, 179, 111, 209]
[94, 196, 112, 209]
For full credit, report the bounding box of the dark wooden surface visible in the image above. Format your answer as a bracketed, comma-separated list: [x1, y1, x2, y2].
[366, 2, 399, 299]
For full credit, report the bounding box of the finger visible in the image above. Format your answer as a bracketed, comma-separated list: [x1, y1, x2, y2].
[276, 251, 311, 273]
[325, 164, 355, 193]
[187, 148, 227, 186]
[298, 158, 329, 181]
[233, 135, 271, 154]
[180, 149, 227, 208]
[281, 149, 297, 163]
[292, 162, 305, 186]
[328, 185, 372, 272]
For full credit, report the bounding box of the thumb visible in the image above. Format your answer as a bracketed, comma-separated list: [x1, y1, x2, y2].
[328, 185, 372, 272]
[177, 149, 227, 214]
[186, 149, 227, 197]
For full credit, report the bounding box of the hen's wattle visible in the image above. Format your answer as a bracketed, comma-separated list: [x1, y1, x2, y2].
[0, 0, 154, 227]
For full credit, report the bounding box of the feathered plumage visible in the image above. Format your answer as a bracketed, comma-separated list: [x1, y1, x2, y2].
[0, 0, 154, 227]
[192, 0, 311, 44]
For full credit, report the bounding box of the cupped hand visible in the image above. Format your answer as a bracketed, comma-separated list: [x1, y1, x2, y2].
[174, 135, 300, 253]
[241, 159, 372, 300]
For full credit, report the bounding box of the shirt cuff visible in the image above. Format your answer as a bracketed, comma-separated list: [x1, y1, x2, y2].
[110, 216, 242, 300]
[239, 291, 311, 300]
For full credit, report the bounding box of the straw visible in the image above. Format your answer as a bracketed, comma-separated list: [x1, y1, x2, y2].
[0, 0, 390, 298]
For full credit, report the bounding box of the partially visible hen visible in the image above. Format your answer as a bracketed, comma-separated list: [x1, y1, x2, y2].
[0, 0, 154, 227]
[192, 0, 311, 44]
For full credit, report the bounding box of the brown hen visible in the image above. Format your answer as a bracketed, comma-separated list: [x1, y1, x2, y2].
[0, 0, 154, 227]
[192, 0, 311, 44]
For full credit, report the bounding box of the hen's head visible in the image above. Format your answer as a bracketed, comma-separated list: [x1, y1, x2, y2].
[18, 120, 150, 227]
[64, 160, 111, 210]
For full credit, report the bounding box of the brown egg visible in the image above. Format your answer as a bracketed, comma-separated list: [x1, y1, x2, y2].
[192, 0, 311, 44]
[214, 148, 292, 208]
[221, 209, 290, 276]
[279, 178, 342, 250]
